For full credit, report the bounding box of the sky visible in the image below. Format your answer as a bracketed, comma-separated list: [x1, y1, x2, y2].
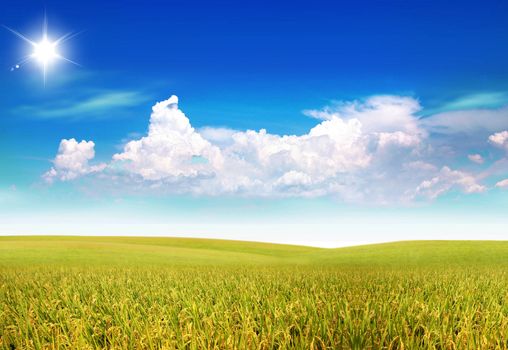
[1, 0, 508, 247]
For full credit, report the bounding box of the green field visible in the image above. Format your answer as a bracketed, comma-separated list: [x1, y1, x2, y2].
[1, 236, 508, 349]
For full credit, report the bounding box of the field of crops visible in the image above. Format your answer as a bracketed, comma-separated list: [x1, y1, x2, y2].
[1, 236, 508, 349]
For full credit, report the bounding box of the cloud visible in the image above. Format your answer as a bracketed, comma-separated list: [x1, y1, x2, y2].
[415, 166, 486, 199]
[198, 127, 238, 147]
[404, 161, 438, 172]
[17, 91, 149, 120]
[468, 154, 484, 164]
[107, 95, 480, 201]
[421, 106, 508, 135]
[45, 94, 491, 202]
[488, 131, 508, 152]
[495, 179, 508, 188]
[111, 95, 374, 192]
[303, 95, 422, 135]
[43, 139, 106, 183]
[377, 131, 421, 148]
[425, 92, 508, 115]
[113, 96, 224, 181]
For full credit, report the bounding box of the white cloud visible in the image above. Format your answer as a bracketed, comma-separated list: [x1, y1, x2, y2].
[111, 96, 421, 197]
[468, 154, 484, 164]
[45, 94, 490, 202]
[489, 130, 508, 152]
[113, 96, 223, 181]
[415, 166, 486, 199]
[274, 171, 312, 187]
[198, 127, 238, 147]
[108, 94, 479, 201]
[495, 179, 508, 188]
[377, 131, 421, 148]
[304, 95, 423, 134]
[112, 95, 375, 196]
[43, 139, 106, 183]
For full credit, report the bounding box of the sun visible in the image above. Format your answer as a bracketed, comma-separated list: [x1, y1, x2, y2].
[3, 14, 80, 84]
[33, 38, 58, 66]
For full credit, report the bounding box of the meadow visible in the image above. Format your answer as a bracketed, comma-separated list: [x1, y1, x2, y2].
[1, 236, 508, 349]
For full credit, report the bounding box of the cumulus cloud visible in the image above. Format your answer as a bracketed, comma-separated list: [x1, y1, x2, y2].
[304, 95, 424, 144]
[43, 139, 106, 183]
[112, 96, 223, 181]
[468, 154, 484, 164]
[198, 127, 238, 147]
[495, 179, 508, 188]
[107, 94, 481, 201]
[489, 131, 508, 152]
[44, 94, 491, 202]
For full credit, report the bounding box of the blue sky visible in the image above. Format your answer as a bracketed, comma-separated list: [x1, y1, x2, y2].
[1, 0, 508, 246]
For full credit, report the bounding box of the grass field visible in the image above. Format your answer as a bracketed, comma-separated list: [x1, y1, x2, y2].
[1, 236, 508, 349]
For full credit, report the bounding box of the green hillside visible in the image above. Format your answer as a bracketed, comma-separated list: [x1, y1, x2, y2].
[0, 236, 319, 266]
[1, 236, 508, 349]
[1, 235, 507, 267]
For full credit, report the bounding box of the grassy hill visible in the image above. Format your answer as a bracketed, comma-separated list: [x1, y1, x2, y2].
[0, 236, 319, 266]
[1, 235, 507, 267]
[1, 236, 508, 349]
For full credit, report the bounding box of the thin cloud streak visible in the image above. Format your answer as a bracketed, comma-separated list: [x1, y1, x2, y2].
[15, 91, 150, 120]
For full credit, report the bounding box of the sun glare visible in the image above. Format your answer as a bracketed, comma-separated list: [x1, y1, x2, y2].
[3, 14, 79, 84]
[33, 39, 58, 66]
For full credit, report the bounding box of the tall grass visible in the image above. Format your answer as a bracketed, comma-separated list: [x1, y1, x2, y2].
[1, 237, 508, 349]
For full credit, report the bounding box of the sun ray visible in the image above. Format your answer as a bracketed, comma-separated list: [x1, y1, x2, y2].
[56, 54, 82, 67]
[54, 30, 83, 45]
[43, 10, 48, 40]
[2, 25, 36, 46]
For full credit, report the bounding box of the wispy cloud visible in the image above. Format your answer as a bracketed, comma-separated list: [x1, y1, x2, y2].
[16, 91, 150, 120]
[422, 91, 508, 116]
[441, 92, 508, 111]
[421, 106, 508, 135]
